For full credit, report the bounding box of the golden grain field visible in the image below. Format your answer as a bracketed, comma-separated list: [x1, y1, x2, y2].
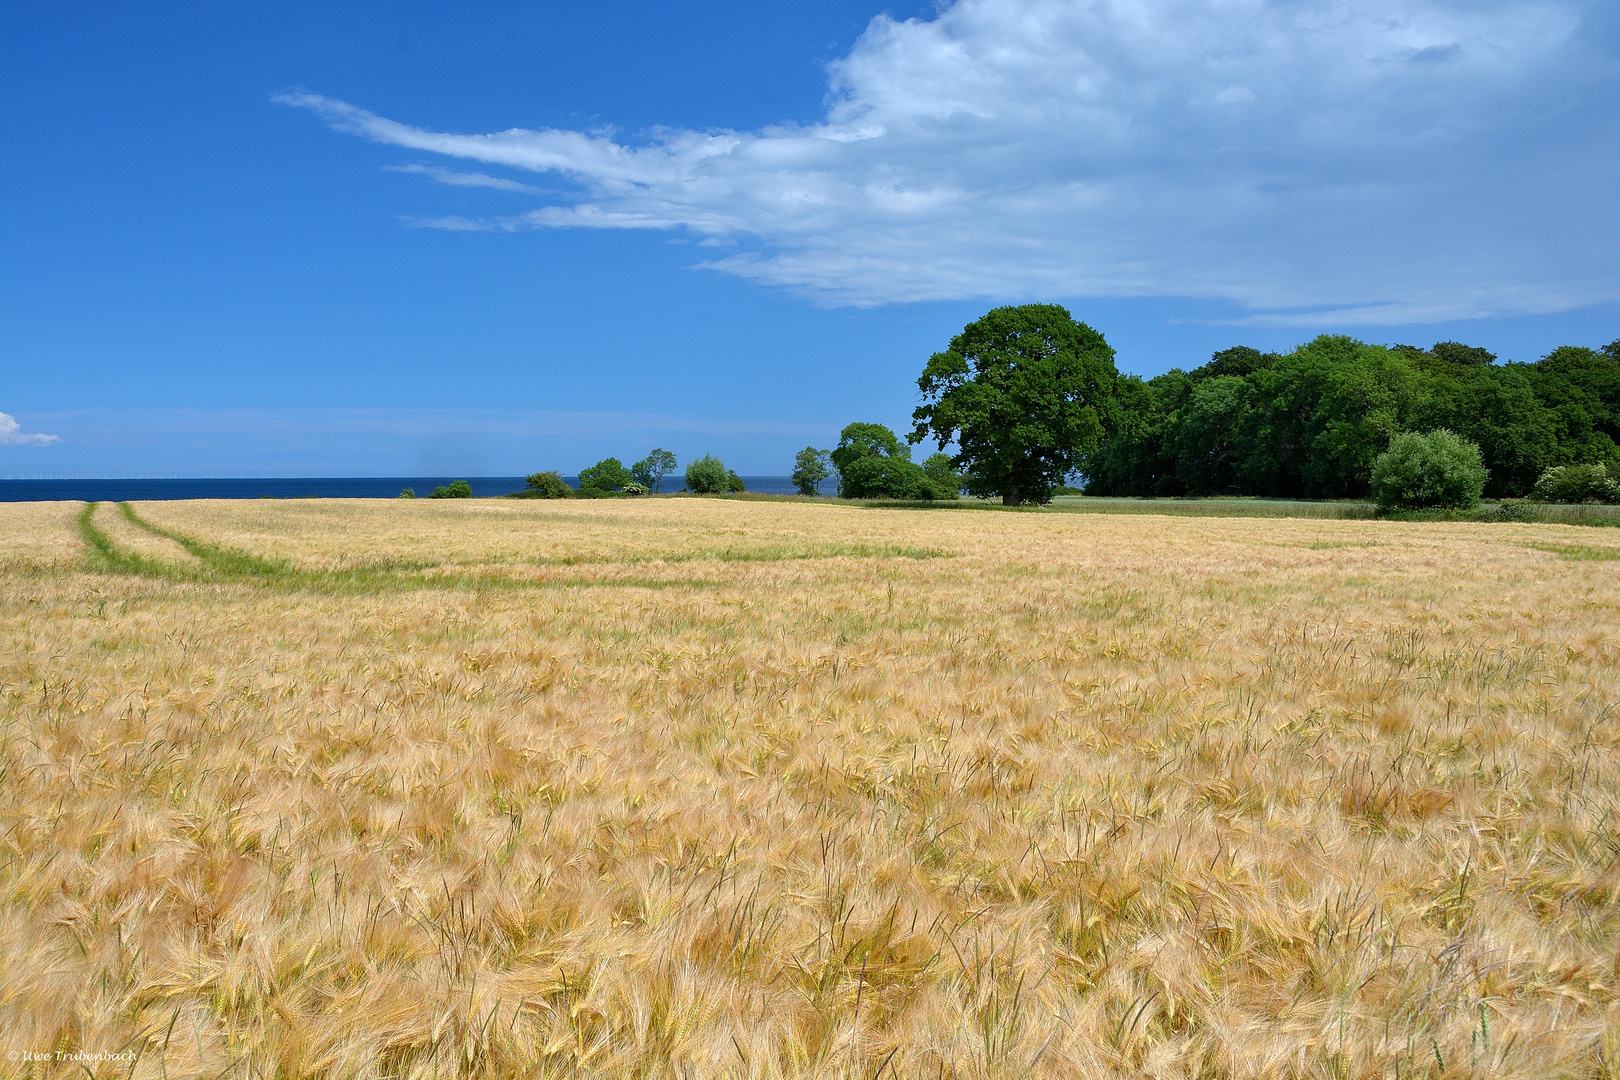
[4, 496, 1620, 1079]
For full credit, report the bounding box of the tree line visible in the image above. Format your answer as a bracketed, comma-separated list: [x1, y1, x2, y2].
[804, 305, 1618, 507]
[514, 451, 746, 498]
[1090, 334, 1620, 501]
[425, 304, 1618, 508]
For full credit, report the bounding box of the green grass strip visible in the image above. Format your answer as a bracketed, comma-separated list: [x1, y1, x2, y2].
[100, 503, 835, 595]
[78, 503, 202, 580]
[117, 501, 292, 576]
[1522, 541, 1620, 561]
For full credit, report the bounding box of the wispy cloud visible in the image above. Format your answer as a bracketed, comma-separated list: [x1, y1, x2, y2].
[383, 164, 543, 194]
[0, 412, 60, 446]
[277, 0, 1620, 325]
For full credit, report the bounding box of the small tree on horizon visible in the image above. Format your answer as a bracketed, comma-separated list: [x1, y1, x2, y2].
[831, 422, 935, 499]
[578, 458, 632, 493]
[921, 452, 963, 499]
[685, 455, 729, 494]
[792, 447, 833, 496]
[524, 471, 573, 498]
[631, 449, 678, 493]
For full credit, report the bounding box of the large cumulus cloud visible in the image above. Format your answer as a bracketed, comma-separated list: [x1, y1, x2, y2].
[281, 0, 1620, 324]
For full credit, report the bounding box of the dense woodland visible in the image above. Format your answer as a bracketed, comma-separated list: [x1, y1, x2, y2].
[1087, 335, 1620, 499]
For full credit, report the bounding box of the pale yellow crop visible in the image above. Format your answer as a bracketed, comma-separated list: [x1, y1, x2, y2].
[2, 497, 1618, 1078]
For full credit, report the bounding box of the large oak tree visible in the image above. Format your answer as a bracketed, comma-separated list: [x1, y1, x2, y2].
[911, 304, 1121, 505]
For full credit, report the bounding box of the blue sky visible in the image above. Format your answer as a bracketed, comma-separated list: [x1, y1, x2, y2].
[3, 0, 1617, 478]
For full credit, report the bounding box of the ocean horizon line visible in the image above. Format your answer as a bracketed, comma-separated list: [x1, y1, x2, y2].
[0, 475, 814, 502]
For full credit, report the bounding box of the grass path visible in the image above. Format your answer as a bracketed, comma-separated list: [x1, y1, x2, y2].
[77, 501, 947, 594]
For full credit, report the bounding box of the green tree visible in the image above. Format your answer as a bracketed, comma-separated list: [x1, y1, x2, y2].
[1090, 334, 1612, 500]
[726, 470, 746, 492]
[577, 458, 632, 493]
[1370, 430, 1487, 510]
[791, 447, 833, 496]
[831, 423, 934, 499]
[921, 452, 963, 499]
[1085, 371, 1189, 496]
[1174, 375, 1251, 495]
[684, 454, 729, 494]
[631, 449, 678, 493]
[524, 471, 573, 498]
[912, 304, 1121, 505]
[429, 480, 472, 499]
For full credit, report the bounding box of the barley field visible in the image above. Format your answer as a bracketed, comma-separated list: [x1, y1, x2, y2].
[3, 497, 1620, 1079]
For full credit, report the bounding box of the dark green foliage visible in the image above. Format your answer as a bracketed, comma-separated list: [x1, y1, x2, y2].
[1090, 335, 1620, 499]
[1370, 430, 1488, 510]
[398, 488, 415, 499]
[577, 458, 632, 493]
[429, 480, 472, 499]
[912, 304, 1122, 505]
[792, 447, 833, 496]
[685, 455, 730, 494]
[1532, 463, 1620, 503]
[726, 470, 746, 493]
[832, 422, 935, 499]
[1431, 341, 1497, 366]
[1196, 346, 1279, 380]
[631, 449, 678, 493]
[524, 471, 573, 498]
[842, 457, 936, 500]
[921, 452, 963, 499]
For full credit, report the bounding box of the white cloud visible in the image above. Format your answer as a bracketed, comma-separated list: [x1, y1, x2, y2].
[0, 412, 59, 446]
[278, 0, 1620, 324]
[383, 164, 543, 194]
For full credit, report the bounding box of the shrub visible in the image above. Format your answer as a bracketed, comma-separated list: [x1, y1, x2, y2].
[428, 480, 473, 499]
[623, 481, 649, 496]
[830, 422, 934, 499]
[1370, 430, 1487, 510]
[578, 458, 632, 493]
[398, 488, 415, 499]
[524, 471, 573, 498]
[921, 453, 963, 500]
[727, 471, 746, 493]
[1531, 463, 1620, 504]
[840, 456, 936, 499]
[685, 455, 729, 494]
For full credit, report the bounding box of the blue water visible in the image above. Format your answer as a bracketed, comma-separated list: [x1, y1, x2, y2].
[0, 476, 807, 502]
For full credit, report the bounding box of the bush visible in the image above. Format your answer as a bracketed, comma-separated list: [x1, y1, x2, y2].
[524, 471, 573, 498]
[685, 455, 729, 494]
[840, 455, 936, 499]
[830, 422, 934, 499]
[428, 480, 473, 499]
[578, 458, 632, 493]
[726, 470, 746, 493]
[1370, 430, 1487, 510]
[921, 453, 963, 500]
[624, 481, 649, 496]
[1531, 463, 1620, 504]
[398, 488, 415, 499]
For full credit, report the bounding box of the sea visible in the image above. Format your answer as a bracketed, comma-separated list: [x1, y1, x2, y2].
[0, 476, 807, 502]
